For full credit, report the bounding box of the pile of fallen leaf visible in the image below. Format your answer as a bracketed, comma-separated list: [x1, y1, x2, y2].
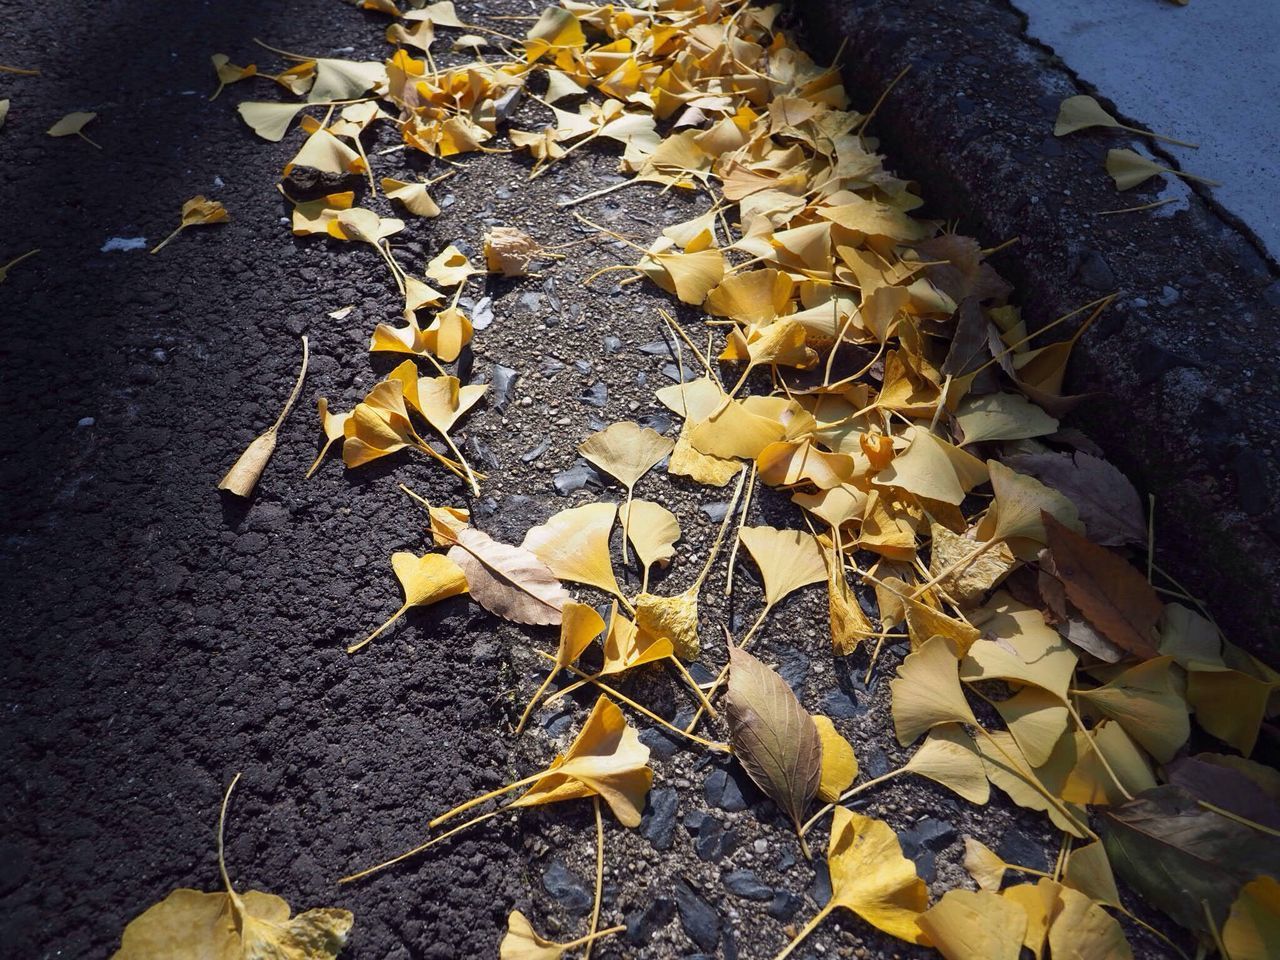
[111, 1, 1280, 958]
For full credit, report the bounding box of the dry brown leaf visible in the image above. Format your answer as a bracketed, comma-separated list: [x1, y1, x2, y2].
[1042, 512, 1161, 659]
[726, 645, 821, 846]
[447, 527, 569, 626]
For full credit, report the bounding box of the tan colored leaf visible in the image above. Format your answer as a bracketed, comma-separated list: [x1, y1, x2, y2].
[447, 527, 569, 626]
[424, 243, 478, 286]
[284, 128, 366, 177]
[239, 102, 308, 142]
[725, 645, 821, 839]
[47, 110, 100, 147]
[1077, 657, 1189, 762]
[737, 525, 826, 610]
[1042, 512, 1161, 659]
[381, 177, 442, 218]
[522, 503, 622, 599]
[1047, 884, 1132, 960]
[954, 392, 1058, 445]
[619, 499, 680, 580]
[1062, 841, 1121, 909]
[962, 837, 1008, 892]
[151, 196, 230, 254]
[484, 227, 543, 276]
[928, 524, 1016, 605]
[218, 337, 308, 497]
[905, 724, 990, 804]
[633, 590, 699, 661]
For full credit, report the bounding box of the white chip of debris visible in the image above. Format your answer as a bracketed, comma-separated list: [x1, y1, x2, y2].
[1012, 0, 1280, 261]
[100, 237, 148, 252]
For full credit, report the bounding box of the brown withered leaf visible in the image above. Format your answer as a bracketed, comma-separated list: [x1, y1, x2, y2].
[1005, 452, 1146, 547]
[725, 645, 821, 848]
[1042, 512, 1161, 659]
[447, 527, 570, 626]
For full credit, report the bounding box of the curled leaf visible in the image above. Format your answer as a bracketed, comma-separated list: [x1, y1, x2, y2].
[218, 337, 308, 497]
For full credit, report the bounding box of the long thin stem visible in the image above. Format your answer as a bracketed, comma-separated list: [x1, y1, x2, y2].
[438, 429, 481, 495]
[515, 670, 559, 735]
[216, 772, 243, 894]
[585, 797, 604, 960]
[559, 925, 628, 952]
[667, 656, 719, 719]
[347, 603, 408, 654]
[1116, 907, 1191, 960]
[1197, 800, 1280, 837]
[1117, 123, 1197, 149]
[535, 652, 729, 751]
[271, 335, 310, 433]
[430, 770, 552, 828]
[723, 464, 756, 596]
[77, 130, 103, 149]
[0, 248, 41, 278]
[621, 487, 634, 564]
[801, 767, 908, 835]
[683, 608, 769, 735]
[149, 224, 185, 255]
[774, 904, 835, 960]
[306, 437, 340, 478]
[339, 808, 503, 884]
[692, 466, 747, 594]
[910, 538, 996, 599]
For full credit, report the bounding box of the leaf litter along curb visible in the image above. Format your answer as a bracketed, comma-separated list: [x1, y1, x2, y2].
[114, 0, 1280, 956]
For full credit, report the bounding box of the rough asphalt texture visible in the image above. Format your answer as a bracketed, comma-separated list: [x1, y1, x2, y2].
[0, 0, 1237, 957]
[795, 0, 1280, 651]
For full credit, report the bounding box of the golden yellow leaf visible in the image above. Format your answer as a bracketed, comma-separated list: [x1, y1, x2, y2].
[619, 499, 680, 585]
[112, 775, 353, 960]
[975, 731, 1087, 836]
[522, 503, 622, 599]
[917, 888, 1027, 960]
[284, 128, 366, 177]
[758, 438, 853, 490]
[1062, 841, 1121, 909]
[1077, 656, 1189, 762]
[954, 392, 1058, 445]
[825, 806, 929, 943]
[210, 54, 256, 101]
[634, 590, 700, 661]
[902, 594, 981, 656]
[425, 243, 478, 286]
[381, 177, 442, 218]
[982, 459, 1082, 546]
[600, 601, 672, 675]
[1047, 884, 1132, 960]
[812, 714, 858, 802]
[152, 196, 230, 254]
[927, 523, 1017, 605]
[287, 190, 355, 236]
[499, 910, 622, 960]
[688, 397, 787, 460]
[1223, 876, 1280, 960]
[890, 635, 977, 745]
[873, 427, 988, 506]
[348, 551, 468, 653]
[511, 695, 652, 827]
[1106, 147, 1216, 191]
[306, 397, 352, 477]
[579, 422, 674, 562]
[1060, 720, 1156, 805]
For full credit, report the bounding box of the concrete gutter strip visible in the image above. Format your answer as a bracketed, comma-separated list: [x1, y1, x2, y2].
[792, 0, 1280, 654]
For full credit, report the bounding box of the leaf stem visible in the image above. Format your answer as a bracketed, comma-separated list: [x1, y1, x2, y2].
[1117, 123, 1197, 149]
[270, 335, 310, 434]
[339, 808, 503, 883]
[667, 655, 719, 719]
[773, 904, 835, 960]
[723, 464, 756, 596]
[515, 669, 559, 735]
[1064, 700, 1133, 801]
[585, 797, 604, 960]
[347, 603, 408, 654]
[1196, 800, 1280, 837]
[77, 130, 103, 149]
[430, 771, 551, 828]
[558, 925, 627, 952]
[974, 725, 1098, 841]
[535, 652, 729, 751]
[216, 772, 243, 894]
[800, 767, 906, 835]
[149, 224, 186, 255]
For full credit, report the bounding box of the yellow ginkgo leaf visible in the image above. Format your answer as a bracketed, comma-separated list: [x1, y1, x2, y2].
[522, 502, 622, 599]
[307, 58, 387, 103]
[1062, 841, 1122, 909]
[961, 592, 1077, 699]
[328, 207, 404, 244]
[600, 601, 672, 675]
[916, 888, 1028, 960]
[382, 176, 443, 218]
[619, 499, 680, 591]
[1105, 148, 1217, 191]
[112, 774, 353, 960]
[0, 98, 10, 131]
[1223, 876, 1280, 960]
[955, 392, 1058, 446]
[209, 54, 256, 101]
[975, 730, 1088, 837]
[284, 128, 366, 177]
[579, 422, 674, 562]
[688, 397, 787, 460]
[425, 243, 478, 287]
[890, 635, 977, 745]
[499, 910, 624, 960]
[516, 600, 606, 734]
[1054, 94, 1196, 148]
[904, 724, 990, 804]
[347, 551, 468, 653]
[873, 427, 988, 506]
[962, 837, 1009, 892]
[286, 190, 354, 236]
[218, 337, 307, 496]
[813, 714, 858, 802]
[986, 459, 1082, 545]
[510, 696, 653, 826]
[738, 525, 827, 611]
[151, 196, 229, 254]
[1001, 882, 1058, 960]
[781, 807, 928, 957]
[47, 110, 100, 148]
[927, 524, 1017, 606]
[239, 101, 308, 142]
[1076, 656, 1190, 763]
[1047, 884, 1132, 960]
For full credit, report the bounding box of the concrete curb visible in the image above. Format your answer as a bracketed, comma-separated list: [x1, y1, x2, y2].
[793, 0, 1280, 656]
